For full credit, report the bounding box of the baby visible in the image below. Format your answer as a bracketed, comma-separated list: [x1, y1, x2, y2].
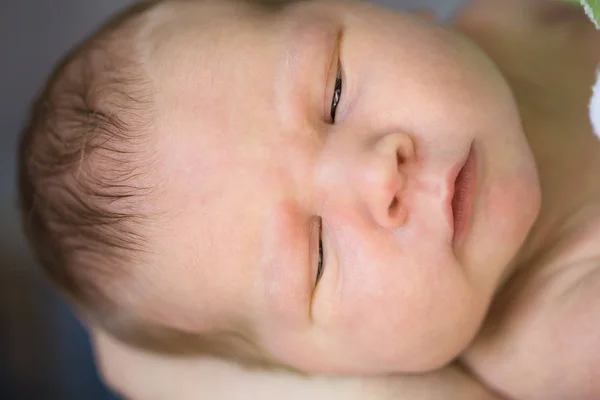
[18, 0, 600, 399]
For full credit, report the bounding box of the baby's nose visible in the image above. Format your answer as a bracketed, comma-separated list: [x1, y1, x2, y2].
[358, 133, 414, 229]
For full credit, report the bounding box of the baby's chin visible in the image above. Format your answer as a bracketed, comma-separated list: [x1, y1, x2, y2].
[292, 329, 478, 375]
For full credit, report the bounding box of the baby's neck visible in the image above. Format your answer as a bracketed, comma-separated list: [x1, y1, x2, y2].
[496, 48, 600, 280]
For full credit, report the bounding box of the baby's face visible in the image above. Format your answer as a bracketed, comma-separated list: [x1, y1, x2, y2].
[136, 0, 541, 373]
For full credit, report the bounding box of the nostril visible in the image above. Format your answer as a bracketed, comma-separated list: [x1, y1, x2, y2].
[390, 196, 399, 213]
[388, 196, 407, 224]
[387, 196, 407, 226]
[396, 134, 415, 165]
[396, 150, 404, 171]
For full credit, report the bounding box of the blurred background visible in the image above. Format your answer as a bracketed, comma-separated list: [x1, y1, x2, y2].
[0, 0, 461, 399]
[1, 2, 134, 398]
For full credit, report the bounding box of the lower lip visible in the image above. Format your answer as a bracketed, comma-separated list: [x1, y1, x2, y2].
[452, 144, 478, 246]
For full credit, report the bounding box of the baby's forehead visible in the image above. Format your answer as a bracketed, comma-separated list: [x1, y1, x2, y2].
[143, 0, 273, 54]
[141, 0, 327, 77]
[143, 2, 271, 99]
[145, 7, 298, 142]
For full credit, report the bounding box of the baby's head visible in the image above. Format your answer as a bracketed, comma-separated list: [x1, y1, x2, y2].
[19, 0, 541, 374]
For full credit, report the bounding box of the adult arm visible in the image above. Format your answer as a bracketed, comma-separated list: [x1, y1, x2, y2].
[92, 329, 503, 400]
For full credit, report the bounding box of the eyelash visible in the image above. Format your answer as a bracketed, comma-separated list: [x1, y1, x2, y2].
[316, 218, 324, 284]
[330, 63, 343, 123]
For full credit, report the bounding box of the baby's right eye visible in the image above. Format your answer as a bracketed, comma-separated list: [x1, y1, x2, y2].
[330, 64, 343, 123]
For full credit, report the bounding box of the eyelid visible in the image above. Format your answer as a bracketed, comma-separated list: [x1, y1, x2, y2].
[324, 29, 344, 123]
[309, 217, 322, 288]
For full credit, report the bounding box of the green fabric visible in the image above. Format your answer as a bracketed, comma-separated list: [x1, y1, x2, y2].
[562, 0, 600, 28]
[557, 0, 600, 140]
[582, 0, 600, 28]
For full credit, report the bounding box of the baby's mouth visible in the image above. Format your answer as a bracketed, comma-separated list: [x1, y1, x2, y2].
[451, 143, 477, 247]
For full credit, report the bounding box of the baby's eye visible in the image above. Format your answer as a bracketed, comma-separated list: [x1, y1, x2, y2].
[316, 218, 325, 285]
[330, 64, 343, 123]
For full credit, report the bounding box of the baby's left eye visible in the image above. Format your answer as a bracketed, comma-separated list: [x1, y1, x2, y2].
[330, 64, 343, 123]
[316, 218, 325, 285]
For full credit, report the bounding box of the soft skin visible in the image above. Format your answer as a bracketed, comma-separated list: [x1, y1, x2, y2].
[130, 0, 541, 374]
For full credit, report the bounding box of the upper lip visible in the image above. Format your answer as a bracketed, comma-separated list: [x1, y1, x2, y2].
[445, 147, 472, 234]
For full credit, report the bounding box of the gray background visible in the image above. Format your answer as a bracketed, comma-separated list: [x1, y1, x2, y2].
[0, 0, 462, 399]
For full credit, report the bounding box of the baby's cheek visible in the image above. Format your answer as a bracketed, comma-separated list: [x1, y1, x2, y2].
[333, 253, 475, 370]
[464, 164, 540, 292]
[482, 168, 540, 240]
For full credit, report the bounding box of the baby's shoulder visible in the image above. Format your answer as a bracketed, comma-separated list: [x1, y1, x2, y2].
[543, 211, 600, 271]
[462, 213, 600, 399]
[496, 209, 600, 328]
